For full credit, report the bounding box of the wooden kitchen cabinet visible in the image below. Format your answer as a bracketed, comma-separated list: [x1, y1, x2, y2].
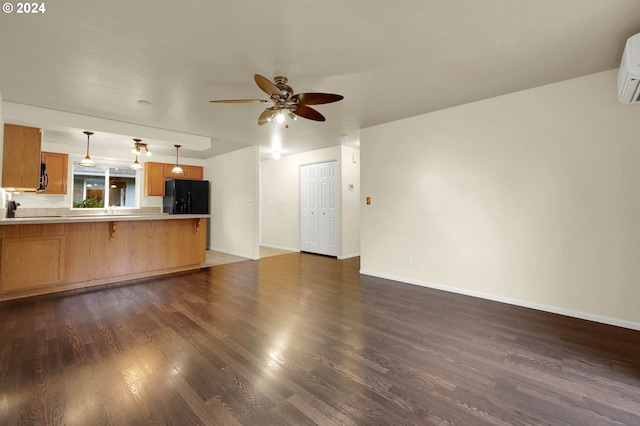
[2, 123, 42, 190]
[39, 152, 69, 194]
[179, 164, 204, 180]
[144, 161, 204, 196]
[0, 235, 65, 292]
[144, 162, 167, 196]
[0, 218, 206, 300]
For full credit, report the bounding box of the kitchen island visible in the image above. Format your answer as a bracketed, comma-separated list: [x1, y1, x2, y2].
[0, 214, 208, 301]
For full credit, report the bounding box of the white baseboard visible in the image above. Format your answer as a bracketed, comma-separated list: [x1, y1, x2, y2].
[338, 253, 360, 260]
[359, 269, 640, 332]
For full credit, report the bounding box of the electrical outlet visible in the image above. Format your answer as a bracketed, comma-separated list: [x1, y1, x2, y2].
[405, 256, 412, 265]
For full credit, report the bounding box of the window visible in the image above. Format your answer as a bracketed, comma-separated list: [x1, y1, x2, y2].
[72, 163, 138, 209]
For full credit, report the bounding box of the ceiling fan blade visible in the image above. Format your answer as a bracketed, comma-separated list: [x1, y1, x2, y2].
[210, 99, 268, 104]
[292, 92, 344, 106]
[294, 104, 326, 122]
[258, 109, 277, 125]
[255, 74, 283, 98]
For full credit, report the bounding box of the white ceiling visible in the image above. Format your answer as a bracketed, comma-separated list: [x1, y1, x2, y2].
[1, 1, 639, 160]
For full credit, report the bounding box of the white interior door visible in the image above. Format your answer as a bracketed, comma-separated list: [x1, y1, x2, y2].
[300, 164, 319, 253]
[318, 161, 338, 256]
[300, 161, 338, 256]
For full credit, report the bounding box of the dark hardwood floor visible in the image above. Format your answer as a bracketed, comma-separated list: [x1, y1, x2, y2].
[1, 253, 640, 425]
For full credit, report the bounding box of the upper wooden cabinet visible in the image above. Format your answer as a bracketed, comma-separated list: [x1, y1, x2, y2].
[179, 165, 204, 181]
[144, 162, 204, 196]
[144, 162, 167, 196]
[2, 124, 42, 191]
[40, 152, 69, 194]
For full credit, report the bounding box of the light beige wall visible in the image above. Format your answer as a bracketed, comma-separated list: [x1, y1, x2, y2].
[340, 145, 360, 258]
[261, 146, 339, 251]
[361, 69, 640, 329]
[206, 146, 260, 259]
[261, 145, 361, 256]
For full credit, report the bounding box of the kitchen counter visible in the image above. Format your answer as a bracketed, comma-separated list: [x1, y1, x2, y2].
[0, 214, 208, 301]
[0, 213, 209, 225]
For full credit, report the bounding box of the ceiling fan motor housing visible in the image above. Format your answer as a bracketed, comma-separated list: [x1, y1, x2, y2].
[273, 76, 293, 99]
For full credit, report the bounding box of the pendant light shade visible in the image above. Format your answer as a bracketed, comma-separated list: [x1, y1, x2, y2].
[171, 144, 183, 174]
[130, 155, 143, 171]
[130, 138, 144, 171]
[79, 131, 96, 167]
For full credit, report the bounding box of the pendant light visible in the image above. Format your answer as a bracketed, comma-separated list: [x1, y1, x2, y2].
[171, 144, 183, 174]
[130, 155, 142, 171]
[79, 131, 96, 167]
[130, 138, 144, 171]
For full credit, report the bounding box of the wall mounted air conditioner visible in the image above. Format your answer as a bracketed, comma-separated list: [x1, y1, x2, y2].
[618, 33, 640, 103]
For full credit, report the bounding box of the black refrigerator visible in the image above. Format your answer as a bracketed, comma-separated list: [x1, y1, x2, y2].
[163, 179, 210, 214]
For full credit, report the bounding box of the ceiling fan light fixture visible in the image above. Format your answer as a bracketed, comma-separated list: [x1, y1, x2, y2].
[131, 139, 151, 156]
[171, 144, 183, 174]
[211, 75, 343, 126]
[79, 131, 96, 167]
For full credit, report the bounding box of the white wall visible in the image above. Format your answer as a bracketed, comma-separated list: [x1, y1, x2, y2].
[205, 146, 260, 259]
[361, 69, 640, 330]
[340, 145, 361, 258]
[261, 145, 362, 258]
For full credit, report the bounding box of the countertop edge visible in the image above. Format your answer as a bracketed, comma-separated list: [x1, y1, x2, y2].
[0, 214, 211, 225]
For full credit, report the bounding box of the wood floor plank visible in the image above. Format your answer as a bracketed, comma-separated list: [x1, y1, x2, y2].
[1, 253, 640, 425]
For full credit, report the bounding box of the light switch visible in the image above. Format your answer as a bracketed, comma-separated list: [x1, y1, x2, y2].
[366, 197, 371, 205]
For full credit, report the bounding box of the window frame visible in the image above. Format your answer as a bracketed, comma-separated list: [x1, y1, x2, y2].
[71, 161, 141, 210]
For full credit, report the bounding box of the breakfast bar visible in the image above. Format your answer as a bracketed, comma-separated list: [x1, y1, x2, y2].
[0, 214, 208, 301]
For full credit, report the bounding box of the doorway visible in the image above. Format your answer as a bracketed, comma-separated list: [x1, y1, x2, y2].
[300, 161, 338, 256]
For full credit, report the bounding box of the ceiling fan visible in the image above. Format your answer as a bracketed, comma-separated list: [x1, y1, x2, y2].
[210, 74, 344, 125]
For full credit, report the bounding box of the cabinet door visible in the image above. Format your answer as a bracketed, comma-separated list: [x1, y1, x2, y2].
[40, 152, 68, 194]
[2, 124, 42, 190]
[162, 164, 203, 181]
[163, 163, 184, 180]
[144, 162, 166, 196]
[182, 165, 204, 180]
[0, 235, 65, 292]
[144, 162, 204, 196]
